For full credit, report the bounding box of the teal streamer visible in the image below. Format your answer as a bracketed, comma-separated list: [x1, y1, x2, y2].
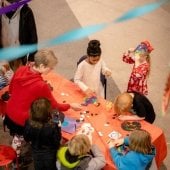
[0, 0, 169, 61]
[0, 44, 37, 60]
[115, 0, 169, 23]
[44, 23, 107, 46]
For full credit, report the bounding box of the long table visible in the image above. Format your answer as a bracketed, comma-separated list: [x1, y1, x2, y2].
[0, 72, 167, 170]
[43, 72, 167, 170]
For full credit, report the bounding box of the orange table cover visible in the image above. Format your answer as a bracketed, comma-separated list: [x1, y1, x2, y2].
[0, 72, 167, 170]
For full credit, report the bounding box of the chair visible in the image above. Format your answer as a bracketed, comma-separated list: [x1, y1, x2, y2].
[77, 55, 107, 99]
[0, 145, 19, 170]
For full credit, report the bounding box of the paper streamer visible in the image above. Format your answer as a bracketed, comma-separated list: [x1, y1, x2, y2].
[0, 0, 31, 15]
[0, 0, 169, 61]
[115, 0, 168, 23]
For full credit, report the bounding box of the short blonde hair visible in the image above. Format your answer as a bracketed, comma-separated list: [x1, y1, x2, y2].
[129, 129, 152, 154]
[68, 134, 91, 156]
[114, 92, 133, 115]
[34, 49, 58, 68]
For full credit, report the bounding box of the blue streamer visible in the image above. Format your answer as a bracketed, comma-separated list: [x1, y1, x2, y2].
[0, 0, 169, 61]
[115, 0, 169, 23]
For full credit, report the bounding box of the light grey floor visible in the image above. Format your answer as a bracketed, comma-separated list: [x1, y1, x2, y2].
[0, 0, 169, 169]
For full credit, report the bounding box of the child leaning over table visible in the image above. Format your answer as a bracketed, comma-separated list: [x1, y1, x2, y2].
[24, 98, 61, 170]
[57, 134, 106, 170]
[108, 129, 156, 170]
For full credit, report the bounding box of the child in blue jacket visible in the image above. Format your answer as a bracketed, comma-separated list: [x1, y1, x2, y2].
[108, 129, 156, 170]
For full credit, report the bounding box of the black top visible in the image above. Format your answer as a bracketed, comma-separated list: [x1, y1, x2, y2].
[24, 121, 61, 155]
[132, 92, 156, 123]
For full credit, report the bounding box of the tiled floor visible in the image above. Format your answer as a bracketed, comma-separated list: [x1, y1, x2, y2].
[0, 0, 170, 169]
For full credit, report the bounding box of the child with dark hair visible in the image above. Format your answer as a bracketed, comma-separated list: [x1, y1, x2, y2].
[57, 134, 106, 170]
[24, 98, 61, 170]
[74, 40, 111, 98]
[108, 129, 156, 170]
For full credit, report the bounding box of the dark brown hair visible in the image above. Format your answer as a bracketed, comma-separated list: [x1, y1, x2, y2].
[30, 98, 51, 128]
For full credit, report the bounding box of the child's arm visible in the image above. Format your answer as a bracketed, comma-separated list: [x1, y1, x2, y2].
[86, 145, 106, 170]
[118, 115, 145, 121]
[109, 138, 130, 169]
[101, 60, 112, 77]
[74, 64, 95, 97]
[122, 48, 135, 64]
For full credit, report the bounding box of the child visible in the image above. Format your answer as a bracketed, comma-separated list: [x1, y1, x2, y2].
[114, 92, 155, 123]
[57, 134, 106, 170]
[4, 49, 81, 145]
[74, 39, 111, 98]
[108, 129, 156, 170]
[24, 98, 61, 170]
[0, 62, 13, 89]
[122, 40, 154, 95]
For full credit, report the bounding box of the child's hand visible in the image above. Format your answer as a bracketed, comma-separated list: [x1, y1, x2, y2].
[113, 138, 124, 147]
[108, 138, 124, 148]
[128, 48, 135, 53]
[85, 88, 96, 97]
[104, 70, 112, 77]
[70, 103, 82, 111]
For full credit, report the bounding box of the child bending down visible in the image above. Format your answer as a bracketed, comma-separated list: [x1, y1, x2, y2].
[108, 129, 156, 170]
[24, 98, 61, 170]
[74, 40, 111, 98]
[57, 134, 106, 170]
[114, 92, 155, 123]
[122, 40, 154, 95]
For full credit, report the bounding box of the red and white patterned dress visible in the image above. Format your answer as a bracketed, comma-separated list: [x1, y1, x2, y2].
[123, 55, 149, 95]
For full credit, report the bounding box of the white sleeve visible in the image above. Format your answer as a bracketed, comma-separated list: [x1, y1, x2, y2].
[74, 64, 89, 92]
[101, 60, 111, 74]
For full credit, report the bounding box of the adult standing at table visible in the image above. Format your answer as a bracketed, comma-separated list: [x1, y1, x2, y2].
[114, 91, 156, 123]
[4, 49, 81, 156]
[0, 0, 38, 71]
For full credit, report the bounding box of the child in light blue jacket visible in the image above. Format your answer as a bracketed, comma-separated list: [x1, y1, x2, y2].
[108, 129, 156, 170]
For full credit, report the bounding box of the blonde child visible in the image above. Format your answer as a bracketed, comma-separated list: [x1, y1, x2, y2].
[0, 62, 13, 89]
[74, 40, 111, 98]
[24, 98, 61, 170]
[57, 134, 106, 170]
[108, 129, 156, 170]
[114, 92, 155, 123]
[122, 40, 154, 95]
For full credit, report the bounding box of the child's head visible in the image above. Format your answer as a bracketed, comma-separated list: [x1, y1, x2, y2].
[68, 134, 91, 156]
[134, 40, 153, 63]
[87, 40, 101, 65]
[34, 49, 58, 74]
[129, 129, 152, 154]
[30, 98, 51, 128]
[114, 92, 133, 115]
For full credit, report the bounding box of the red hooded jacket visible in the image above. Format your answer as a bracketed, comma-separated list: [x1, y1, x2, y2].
[6, 66, 70, 126]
